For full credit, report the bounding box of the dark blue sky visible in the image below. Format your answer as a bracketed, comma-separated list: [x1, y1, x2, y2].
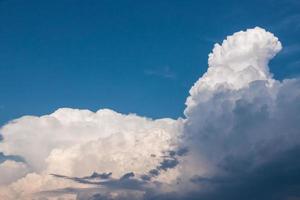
[0, 0, 299, 125]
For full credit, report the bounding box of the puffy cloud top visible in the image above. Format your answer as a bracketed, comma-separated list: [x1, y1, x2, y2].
[185, 27, 282, 116]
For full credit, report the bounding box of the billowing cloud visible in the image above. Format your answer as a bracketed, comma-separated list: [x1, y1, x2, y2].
[178, 27, 300, 200]
[0, 108, 182, 199]
[0, 27, 300, 200]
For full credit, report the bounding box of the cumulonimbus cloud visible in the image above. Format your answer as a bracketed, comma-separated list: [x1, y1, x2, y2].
[0, 27, 300, 200]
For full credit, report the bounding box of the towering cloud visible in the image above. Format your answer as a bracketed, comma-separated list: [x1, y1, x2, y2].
[0, 27, 300, 200]
[185, 27, 282, 113]
[179, 27, 300, 200]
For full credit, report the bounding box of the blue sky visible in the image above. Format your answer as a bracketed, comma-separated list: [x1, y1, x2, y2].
[0, 0, 299, 125]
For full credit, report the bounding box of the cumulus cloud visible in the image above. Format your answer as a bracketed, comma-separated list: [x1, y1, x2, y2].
[0, 27, 300, 200]
[184, 27, 299, 167]
[178, 27, 300, 200]
[0, 108, 182, 199]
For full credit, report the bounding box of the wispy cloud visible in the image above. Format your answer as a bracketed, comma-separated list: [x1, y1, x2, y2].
[288, 59, 300, 67]
[272, 14, 300, 31]
[144, 66, 176, 79]
[280, 44, 300, 56]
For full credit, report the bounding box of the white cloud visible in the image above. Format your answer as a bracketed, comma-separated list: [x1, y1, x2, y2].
[0, 108, 182, 199]
[0, 108, 181, 176]
[178, 28, 300, 198]
[0, 27, 300, 200]
[185, 27, 282, 116]
[0, 160, 29, 185]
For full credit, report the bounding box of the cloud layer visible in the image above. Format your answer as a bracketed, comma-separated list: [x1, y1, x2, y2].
[0, 27, 300, 200]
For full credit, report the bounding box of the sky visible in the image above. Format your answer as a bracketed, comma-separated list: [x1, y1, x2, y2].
[0, 0, 300, 125]
[1, 1, 300, 200]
